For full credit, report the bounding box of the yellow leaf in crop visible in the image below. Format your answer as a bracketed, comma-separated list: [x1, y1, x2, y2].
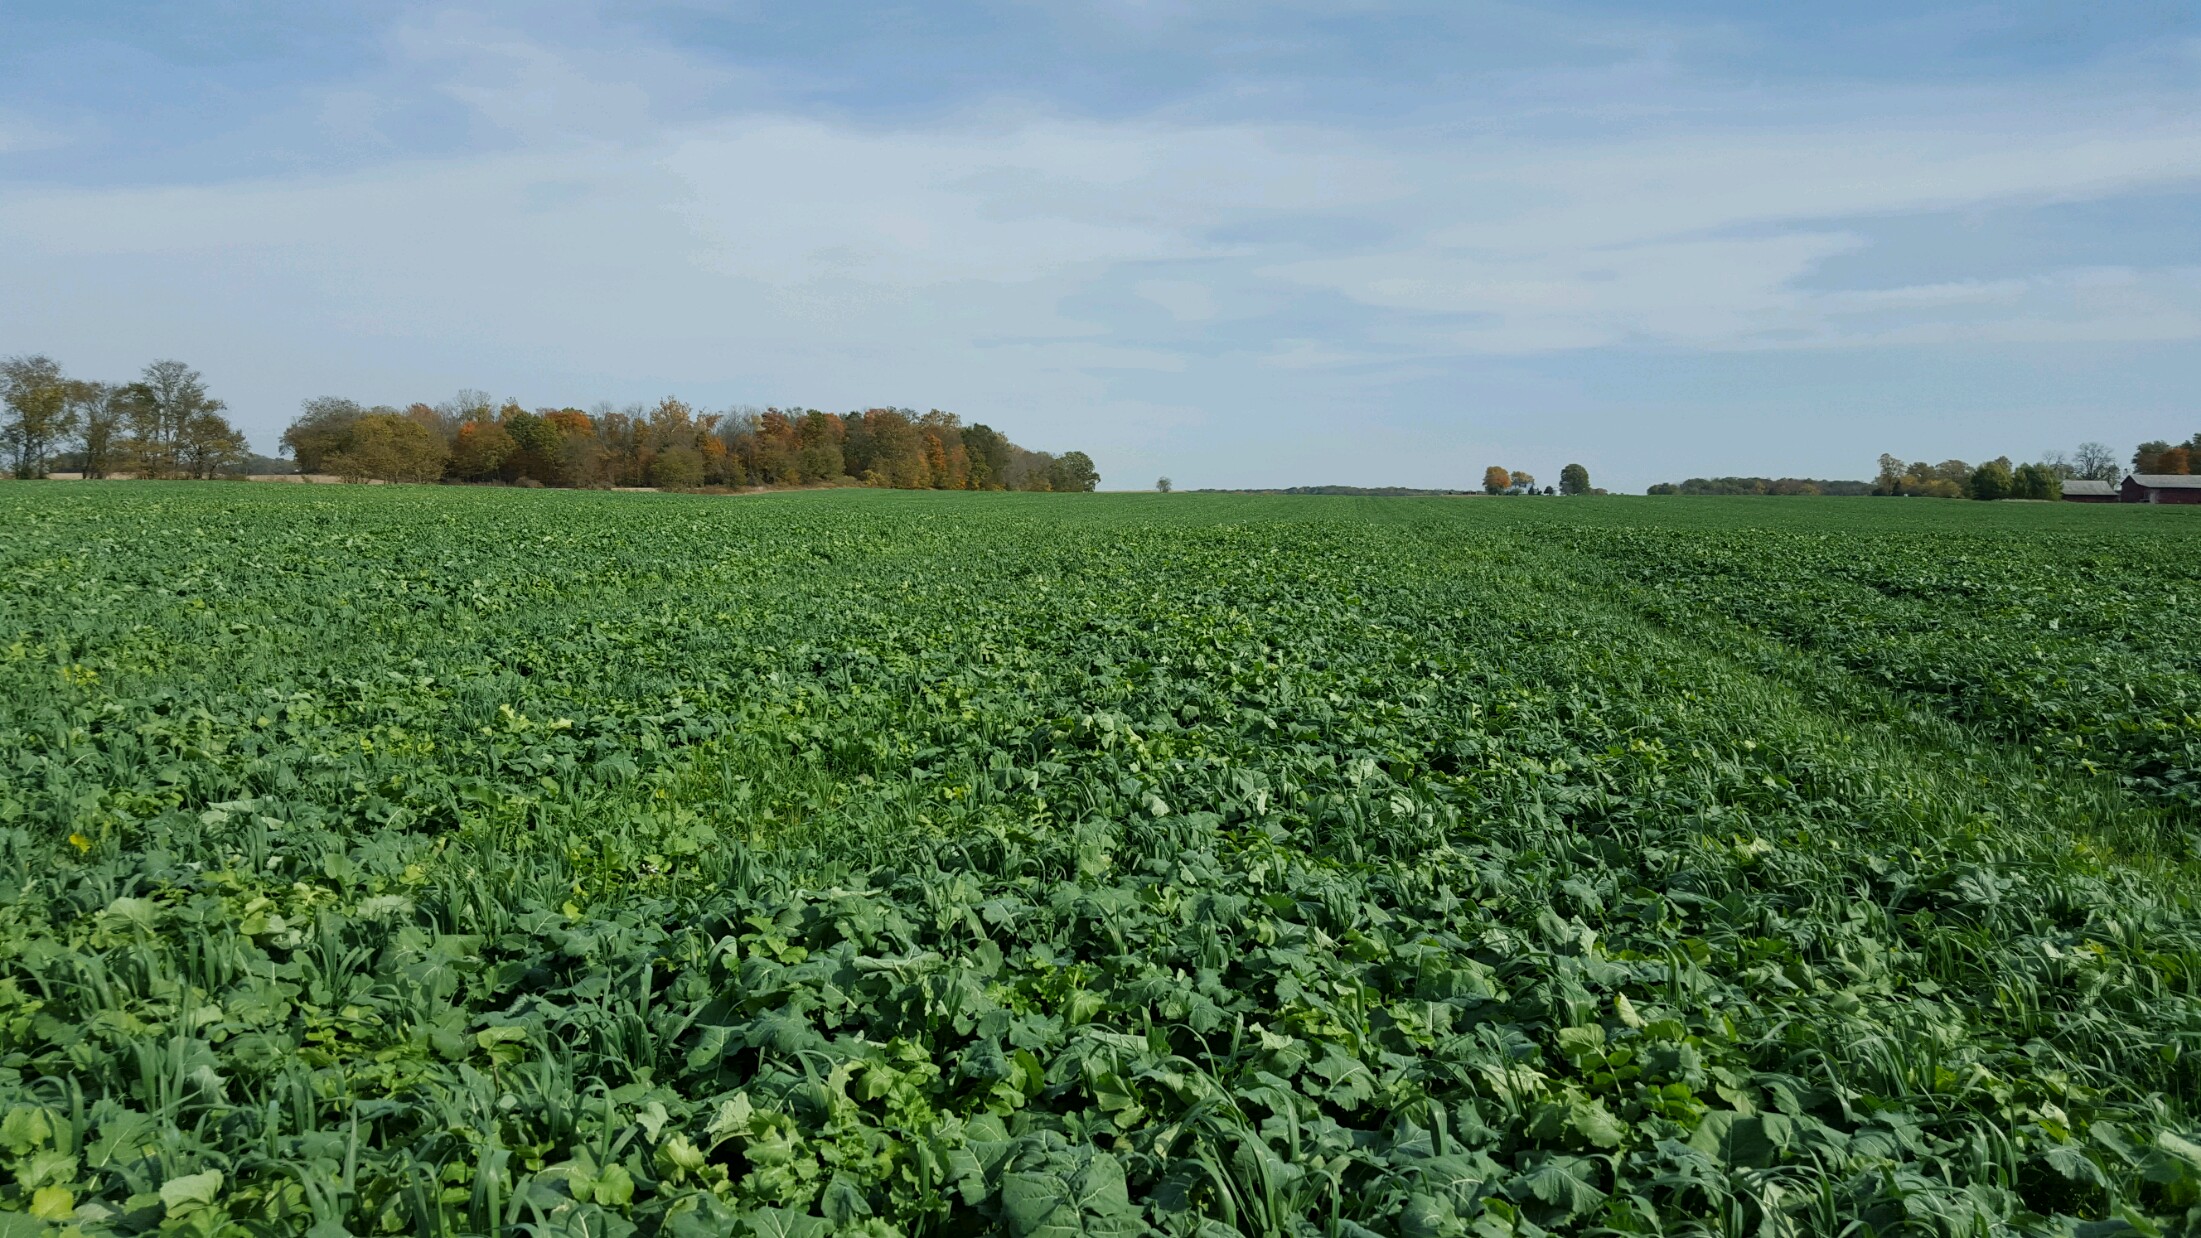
[592, 1161, 634, 1206]
[69, 832, 92, 853]
[30, 1185, 73, 1220]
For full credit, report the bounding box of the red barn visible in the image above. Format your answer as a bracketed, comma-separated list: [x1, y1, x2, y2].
[2123, 474, 2201, 504]
[2063, 479, 2118, 503]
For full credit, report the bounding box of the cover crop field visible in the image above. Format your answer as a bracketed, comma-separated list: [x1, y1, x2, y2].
[2, 484, 2200, 1237]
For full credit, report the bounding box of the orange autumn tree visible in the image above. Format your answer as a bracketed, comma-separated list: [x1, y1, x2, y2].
[281, 389, 1095, 492]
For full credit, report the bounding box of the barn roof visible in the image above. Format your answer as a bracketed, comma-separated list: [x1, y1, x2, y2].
[2129, 474, 2201, 490]
[2064, 479, 2117, 495]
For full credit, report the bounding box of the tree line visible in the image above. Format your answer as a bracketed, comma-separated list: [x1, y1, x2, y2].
[1870, 454, 2069, 500]
[0, 356, 253, 480]
[0, 356, 1100, 492]
[1864, 435, 2195, 500]
[1648, 477, 1874, 496]
[281, 392, 1099, 492]
[1649, 434, 2199, 498]
[2133, 434, 2201, 476]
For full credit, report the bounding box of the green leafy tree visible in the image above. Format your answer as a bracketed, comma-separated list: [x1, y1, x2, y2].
[1156, 477, 1172, 493]
[72, 382, 127, 479]
[1559, 463, 1590, 495]
[649, 445, 706, 490]
[961, 423, 1012, 489]
[325, 413, 448, 483]
[1903, 464, 1961, 497]
[500, 406, 560, 483]
[796, 411, 846, 483]
[1874, 453, 1906, 496]
[1969, 457, 2014, 501]
[282, 397, 366, 473]
[1, 355, 76, 479]
[1047, 451, 1099, 492]
[2010, 463, 2062, 501]
[178, 409, 250, 478]
[127, 360, 226, 478]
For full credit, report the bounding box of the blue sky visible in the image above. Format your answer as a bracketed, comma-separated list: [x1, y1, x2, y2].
[3, 1, 2198, 490]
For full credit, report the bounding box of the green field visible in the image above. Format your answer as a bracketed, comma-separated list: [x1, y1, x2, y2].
[3, 485, 2200, 1237]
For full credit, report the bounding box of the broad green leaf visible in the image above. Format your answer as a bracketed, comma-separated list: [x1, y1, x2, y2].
[1512, 1157, 1604, 1218]
[160, 1169, 225, 1214]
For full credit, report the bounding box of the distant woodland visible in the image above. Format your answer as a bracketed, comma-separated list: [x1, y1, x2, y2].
[1648, 477, 1875, 496]
[281, 393, 1097, 492]
[1649, 435, 2200, 499]
[0, 357, 1099, 492]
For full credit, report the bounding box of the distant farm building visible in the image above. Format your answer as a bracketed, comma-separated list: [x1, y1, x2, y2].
[2063, 479, 2118, 503]
[2122, 474, 2201, 505]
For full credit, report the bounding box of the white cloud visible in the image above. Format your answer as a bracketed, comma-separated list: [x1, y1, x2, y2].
[1255, 338, 1386, 369]
[1812, 280, 2030, 311]
[1256, 103, 2201, 355]
[1793, 266, 2201, 349]
[1135, 279, 1218, 322]
[7, 90, 2199, 350]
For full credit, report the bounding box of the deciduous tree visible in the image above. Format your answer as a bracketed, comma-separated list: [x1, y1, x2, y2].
[798, 411, 847, 483]
[449, 415, 516, 481]
[178, 409, 250, 479]
[324, 413, 448, 483]
[649, 445, 705, 490]
[1874, 453, 1906, 495]
[1482, 466, 1510, 495]
[2010, 462, 2061, 501]
[1969, 457, 2013, 500]
[128, 360, 226, 478]
[73, 382, 126, 479]
[1, 355, 75, 479]
[1047, 450, 1099, 492]
[2133, 441, 2184, 474]
[1004, 446, 1056, 491]
[2074, 441, 2119, 481]
[282, 397, 365, 473]
[1559, 463, 1590, 495]
[962, 423, 1012, 489]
